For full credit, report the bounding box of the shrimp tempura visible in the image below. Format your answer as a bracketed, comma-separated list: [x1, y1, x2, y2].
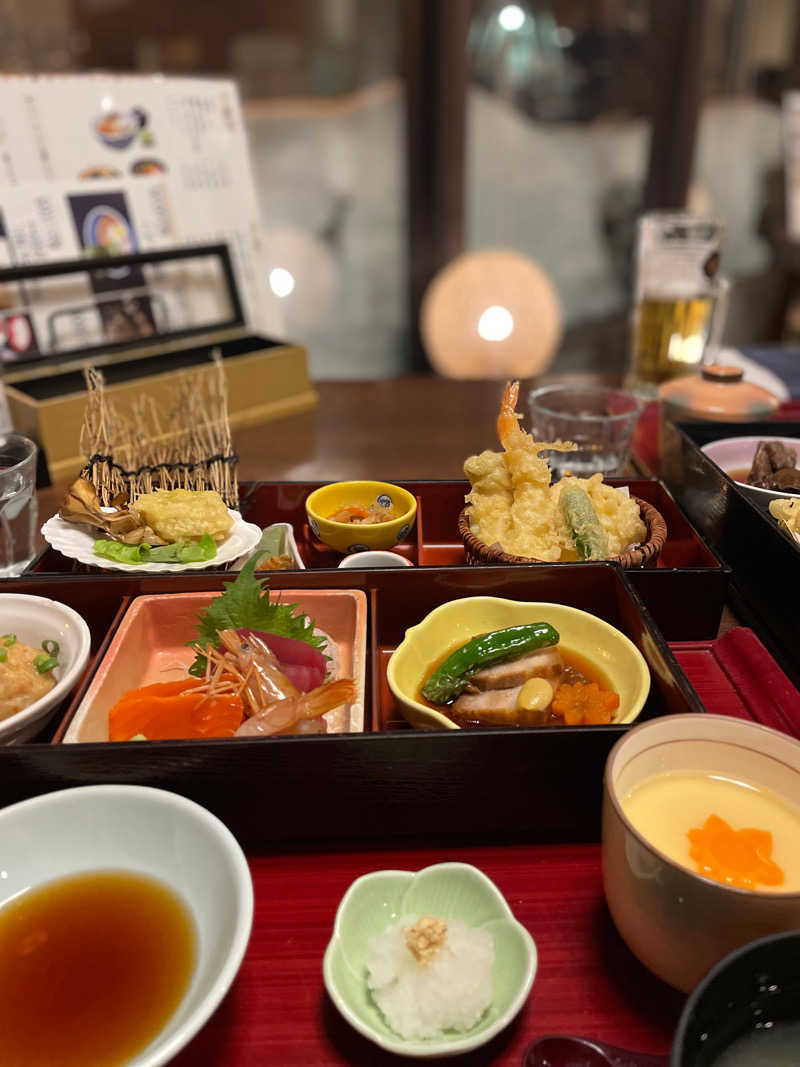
[464, 381, 576, 558]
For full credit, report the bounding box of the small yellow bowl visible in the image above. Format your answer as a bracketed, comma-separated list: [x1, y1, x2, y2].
[305, 481, 417, 554]
[387, 597, 651, 731]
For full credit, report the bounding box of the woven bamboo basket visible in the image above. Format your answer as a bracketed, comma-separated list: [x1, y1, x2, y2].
[457, 497, 667, 568]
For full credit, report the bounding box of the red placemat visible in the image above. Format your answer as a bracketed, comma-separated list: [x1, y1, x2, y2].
[172, 844, 682, 1067]
[672, 627, 800, 737]
[169, 628, 800, 1066]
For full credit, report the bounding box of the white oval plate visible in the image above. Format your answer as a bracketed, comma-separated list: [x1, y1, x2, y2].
[41, 509, 262, 573]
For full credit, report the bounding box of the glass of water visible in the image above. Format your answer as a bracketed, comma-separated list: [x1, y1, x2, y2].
[528, 385, 642, 479]
[0, 434, 38, 578]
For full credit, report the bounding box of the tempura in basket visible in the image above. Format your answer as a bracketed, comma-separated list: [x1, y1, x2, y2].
[464, 381, 646, 561]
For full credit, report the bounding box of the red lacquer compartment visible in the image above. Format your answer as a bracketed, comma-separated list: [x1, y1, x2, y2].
[32, 477, 722, 573]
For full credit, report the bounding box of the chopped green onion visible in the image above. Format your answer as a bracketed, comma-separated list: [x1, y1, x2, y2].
[33, 654, 58, 674]
[2, 633, 16, 647]
[41, 639, 59, 657]
[0, 649, 7, 663]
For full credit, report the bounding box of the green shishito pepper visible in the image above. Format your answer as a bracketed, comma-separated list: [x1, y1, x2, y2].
[561, 487, 608, 561]
[421, 622, 560, 704]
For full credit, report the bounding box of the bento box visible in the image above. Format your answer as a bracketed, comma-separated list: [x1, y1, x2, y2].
[659, 421, 800, 687]
[0, 563, 703, 848]
[29, 478, 729, 642]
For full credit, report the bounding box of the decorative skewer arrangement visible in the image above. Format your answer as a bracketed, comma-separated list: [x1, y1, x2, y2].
[78, 351, 238, 508]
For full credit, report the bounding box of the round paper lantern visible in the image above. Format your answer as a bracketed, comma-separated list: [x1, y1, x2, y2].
[420, 249, 563, 379]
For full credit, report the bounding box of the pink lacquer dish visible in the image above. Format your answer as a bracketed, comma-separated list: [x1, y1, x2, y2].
[61, 590, 367, 742]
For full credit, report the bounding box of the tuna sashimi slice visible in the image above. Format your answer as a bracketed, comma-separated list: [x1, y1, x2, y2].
[237, 628, 327, 692]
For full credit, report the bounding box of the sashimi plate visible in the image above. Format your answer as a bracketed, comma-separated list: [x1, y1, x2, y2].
[41, 509, 262, 573]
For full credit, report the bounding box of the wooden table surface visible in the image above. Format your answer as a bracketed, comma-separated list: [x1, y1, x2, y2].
[36, 378, 519, 519]
[233, 377, 535, 483]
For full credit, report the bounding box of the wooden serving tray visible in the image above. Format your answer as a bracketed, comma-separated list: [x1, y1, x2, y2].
[29, 478, 729, 642]
[1, 563, 702, 847]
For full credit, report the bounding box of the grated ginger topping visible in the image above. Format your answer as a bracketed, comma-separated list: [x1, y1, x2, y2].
[404, 915, 448, 965]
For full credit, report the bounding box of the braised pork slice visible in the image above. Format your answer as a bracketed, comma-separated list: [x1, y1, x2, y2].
[748, 441, 799, 487]
[772, 468, 800, 491]
[748, 442, 775, 486]
[453, 685, 525, 719]
[765, 441, 797, 470]
[470, 647, 563, 691]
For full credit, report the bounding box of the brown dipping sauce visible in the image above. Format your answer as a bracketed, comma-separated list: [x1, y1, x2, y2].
[416, 646, 613, 729]
[727, 468, 751, 484]
[0, 869, 197, 1067]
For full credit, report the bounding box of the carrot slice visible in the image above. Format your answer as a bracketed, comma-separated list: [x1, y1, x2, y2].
[328, 506, 369, 523]
[552, 682, 620, 726]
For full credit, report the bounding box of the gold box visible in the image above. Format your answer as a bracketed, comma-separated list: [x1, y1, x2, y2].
[0, 244, 317, 482]
[5, 328, 318, 483]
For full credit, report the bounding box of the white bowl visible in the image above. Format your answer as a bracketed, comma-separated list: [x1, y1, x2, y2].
[339, 550, 413, 569]
[701, 436, 800, 505]
[0, 785, 254, 1066]
[0, 593, 91, 744]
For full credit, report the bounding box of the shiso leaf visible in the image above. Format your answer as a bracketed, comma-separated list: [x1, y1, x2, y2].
[188, 550, 326, 675]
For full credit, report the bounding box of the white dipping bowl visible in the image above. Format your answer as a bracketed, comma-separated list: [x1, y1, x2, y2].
[0, 593, 91, 744]
[339, 550, 413, 569]
[0, 785, 254, 1066]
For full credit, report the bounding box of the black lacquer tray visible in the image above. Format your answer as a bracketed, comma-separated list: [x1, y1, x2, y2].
[660, 420, 800, 686]
[0, 564, 703, 849]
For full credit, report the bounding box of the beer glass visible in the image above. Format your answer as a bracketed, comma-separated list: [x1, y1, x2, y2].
[626, 213, 728, 393]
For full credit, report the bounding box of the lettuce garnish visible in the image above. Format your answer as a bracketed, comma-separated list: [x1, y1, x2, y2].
[93, 534, 217, 566]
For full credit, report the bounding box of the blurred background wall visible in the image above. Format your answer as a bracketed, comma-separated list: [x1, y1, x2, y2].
[1, 0, 798, 378]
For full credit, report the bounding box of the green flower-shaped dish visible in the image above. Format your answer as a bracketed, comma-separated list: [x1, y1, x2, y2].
[322, 862, 537, 1058]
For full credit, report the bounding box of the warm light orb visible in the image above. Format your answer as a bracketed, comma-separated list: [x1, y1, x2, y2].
[269, 267, 295, 298]
[419, 249, 563, 379]
[477, 305, 514, 342]
[498, 4, 526, 31]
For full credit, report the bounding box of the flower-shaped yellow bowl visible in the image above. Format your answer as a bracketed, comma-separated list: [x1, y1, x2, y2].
[322, 862, 536, 1057]
[305, 481, 417, 554]
[387, 596, 651, 731]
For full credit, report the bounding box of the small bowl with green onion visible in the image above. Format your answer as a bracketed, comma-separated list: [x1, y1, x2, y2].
[0, 594, 91, 744]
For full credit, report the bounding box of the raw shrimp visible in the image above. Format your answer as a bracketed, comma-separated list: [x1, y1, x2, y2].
[197, 629, 355, 737]
[215, 629, 297, 709]
[236, 678, 357, 737]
